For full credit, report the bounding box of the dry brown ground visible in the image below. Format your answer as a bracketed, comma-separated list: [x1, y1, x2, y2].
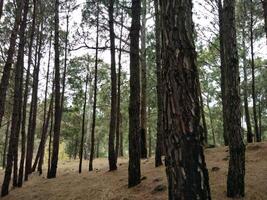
[1, 142, 267, 200]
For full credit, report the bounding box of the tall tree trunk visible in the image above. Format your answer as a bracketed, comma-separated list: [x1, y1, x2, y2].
[108, 0, 117, 171]
[20, 0, 37, 184]
[199, 80, 208, 145]
[116, 7, 124, 159]
[32, 34, 52, 173]
[48, 0, 61, 179]
[128, 0, 141, 188]
[241, 12, 253, 143]
[140, 0, 147, 159]
[1, 0, 28, 194]
[258, 96, 262, 140]
[47, 100, 54, 177]
[223, 0, 246, 197]
[89, 5, 99, 171]
[0, 0, 4, 19]
[154, 0, 163, 167]
[160, 0, 211, 199]
[262, 0, 267, 42]
[218, 0, 229, 146]
[207, 94, 216, 146]
[148, 106, 152, 158]
[79, 74, 89, 173]
[25, 22, 43, 180]
[250, 0, 260, 142]
[0, 0, 24, 127]
[2, 120, 10, 169]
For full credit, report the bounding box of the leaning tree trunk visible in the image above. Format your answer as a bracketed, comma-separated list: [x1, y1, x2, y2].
[250, 0, 260, 142]
[140, 0, 148, 159]
[48, 0, 61, 179]
[0, 0, 24, 127]
[218, 0, 229, 146]
[223, 0, 246, 197]
[160, 0, 211, 199]
[154, 0, 163, 167]
[128, 0, 141, 188]
[108, 0, 118, 171]
[89, 5, 99, 171]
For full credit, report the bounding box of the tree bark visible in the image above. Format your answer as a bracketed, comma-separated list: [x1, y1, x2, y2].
[0, 0, 24, 127]
[218, 0, 229, 146]
[48, 0, 61, 179]
[223, 0, 246, 197]
[250, 0, 260, 142]
[140, 0, 147, 159]
[154, 0, 163, 167]
[128, 0, 141, 188]
[262, 0, 267, 42]
[0, 0, 4, 19]
[108, 0, 118, 171]
[2, 120, 10, 169]
[160, 0, 211, 199]
[89, 6, 99, 171]
[79, 74, 89, 173]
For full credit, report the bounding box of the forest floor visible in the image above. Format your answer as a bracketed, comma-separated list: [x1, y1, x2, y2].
[1, 142, 267, 200]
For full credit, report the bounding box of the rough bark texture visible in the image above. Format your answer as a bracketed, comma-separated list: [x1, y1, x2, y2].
[218, 0, 229, 146]
[160, 0, 211, 199]
[140, 0, 147, 159]
[108, 0, 118, 171]
[128, 0, 141, 188]
[89, 5, 99, 171]
[154, 0, 163, 167]
[48, 0, 61, 179]
[223, 0, 246, 197]
[0, 0, 24, 127]
[250, 0, 260, 142]
[79, 74, 89, 173]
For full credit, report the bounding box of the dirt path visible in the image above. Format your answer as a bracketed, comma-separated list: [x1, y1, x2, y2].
[1, 142, 267, 200]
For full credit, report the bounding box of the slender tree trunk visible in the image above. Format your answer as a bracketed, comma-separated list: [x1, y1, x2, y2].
[32, 34, 52, 173]
[160, 0, 211, 199]
[250, 0, 260, 142]
[207, 95, 216, 146]
[48, 0, 61, 179]
[89, 5, 99, 171]
[199, 81, 208, 145]
[258, 96, 262, 140]
[79, 74, 89, 173]
[140, 0, 147, 159]
[47, 101, 54, 177]
[108, 0, 117, 171]
[0, 0, 24, 127]
[241, 15, 253, 143]
[25, 22, 43, 180]
[119, 113, 123, 157]
[0, 0, 4, 19]
[20, 0, 36, 184]
[262, 0, 267, 42]
[223, 0, 246, 197]
[128, 0, 141, 188]
[218, 0, 229, 146]
[154, 0, 163, 167]
[148, 106, 152, 158]
[2, 120, 10, 169]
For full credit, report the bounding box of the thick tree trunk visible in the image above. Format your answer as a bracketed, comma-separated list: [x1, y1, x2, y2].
[250, 0, 260, 142]
[2, 120, 10, 169]
[160, 0, 211, 199]
[89, 5, 99, 171]
[223, 0, 246, 197]
[0, 0, 24, 127]
[140, 0, 147, 159]
[218, 0, 229, 146]
[154, 0, 163, 167]
[79, 74, 89, 173]
[48, 0, 61, 179]
[128, 0, 141, 188]
[108, 0, 117, 171]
